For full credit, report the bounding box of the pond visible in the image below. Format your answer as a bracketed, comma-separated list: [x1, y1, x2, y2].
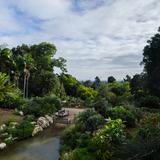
[0, 124, 65, 160]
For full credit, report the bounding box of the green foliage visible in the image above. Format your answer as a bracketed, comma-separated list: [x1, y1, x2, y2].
[60, 74, 79, 97]
[93, 119, 126, 160]
[76, 109, 104, 132]
[21, 95, 61, 117]
[61, 148, 96, 160]
[93, 98, 109, 117]
[0, 48, 16, 74]
[5, 120, 34, 140]
[113, 113, 160, 160]
[98, 81, 132, 106]
[61, 125, 82, 150]
[77, 85, 98, 102]
[108, 76, 116, 83]
[0, 72, 21, 108]
[11, 42, 67, 97]
[106, 106, 136, 127]
[92, 76, 101, 90]
[139, 113, 160, 139]
[138, 95, 160, 109]
[65, 97, 84, 108]
[15, 120, 34, 139]
[142, 27, 160, 96]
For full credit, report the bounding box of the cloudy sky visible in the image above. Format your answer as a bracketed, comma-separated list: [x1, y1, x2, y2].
[0, 0, 160, 80]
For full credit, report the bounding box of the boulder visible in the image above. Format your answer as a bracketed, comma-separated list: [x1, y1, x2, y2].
[0, 124, 6, 131]
[19, 111, 24, 116]
[32, 125, 43, 136]
[45, 115, 53, 124]
[37, 117, 50, 128]
[30, 121, 36, 125]
[0, 143, 6, 150]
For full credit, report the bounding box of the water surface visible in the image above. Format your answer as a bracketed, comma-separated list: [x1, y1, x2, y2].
[0, 124, 65, 160]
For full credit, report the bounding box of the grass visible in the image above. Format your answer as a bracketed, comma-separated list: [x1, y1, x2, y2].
[0, 108, 23, 126]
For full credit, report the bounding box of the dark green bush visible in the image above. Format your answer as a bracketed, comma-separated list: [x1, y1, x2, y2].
[138, 95, 160, 109]
[61, 148, 96, 160]
[21, 94, 61, 117]
[61, 125, 81, 150]
[93, 98, 109, 117]
[138, 113, 160, 139]
[6, 120, 34, 139]
[15, 120, 34, 139]
[106, 106, 136, 127]
[65, 97, 84, 108]
[76, 109, 104, 132]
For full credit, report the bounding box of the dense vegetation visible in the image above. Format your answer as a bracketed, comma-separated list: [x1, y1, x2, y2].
[59, 28, 160, 160]
[1, 28, 160, 159]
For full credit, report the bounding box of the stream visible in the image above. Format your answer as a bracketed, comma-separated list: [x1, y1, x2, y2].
[0, 124, 65, 160]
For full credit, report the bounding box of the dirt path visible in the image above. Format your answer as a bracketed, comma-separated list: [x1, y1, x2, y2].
[62, 107, 86, 121]
[0, 109, 23, 126]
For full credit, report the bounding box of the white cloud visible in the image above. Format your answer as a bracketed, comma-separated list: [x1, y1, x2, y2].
[0, 0, 160, 80]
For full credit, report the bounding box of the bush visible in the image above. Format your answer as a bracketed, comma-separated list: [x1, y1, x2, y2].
[16, 120, 34, 139]
[75, 109, 104, 132]
[0, 72, 22, 108]
[106, 106, 136, 127]
[138, 95, 160, 109]
[93, 98, 109, 117]
[6, 120, 34, 140]
[139, 113, 160, 139]
[65, 97, 84, 108]
[21, 94, 61, 117]
[61, 148, 96, 160]
[77, 85, 98, 102]
[61, 125, 81, 150]
[93, 119, 126, 160]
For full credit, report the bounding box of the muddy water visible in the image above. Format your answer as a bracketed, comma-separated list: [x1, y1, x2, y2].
[0, 124, 65, 160]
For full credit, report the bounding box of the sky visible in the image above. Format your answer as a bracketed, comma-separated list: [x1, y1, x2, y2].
[0, 0, 160, 80]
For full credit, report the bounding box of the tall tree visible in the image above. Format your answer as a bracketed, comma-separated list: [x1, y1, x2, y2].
[142, 27, 160, 96]
[92, 76, 101, 89]
[108, 76, 116, 83]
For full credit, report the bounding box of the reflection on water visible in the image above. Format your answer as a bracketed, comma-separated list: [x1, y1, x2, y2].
[0, 124, 65, 160]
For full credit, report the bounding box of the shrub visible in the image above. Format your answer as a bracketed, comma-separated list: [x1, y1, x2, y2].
[21, 95, 61, 117]
[5, 120, 34, 140]
[139, 113, 160, 139]
[65, 97, 84, 108]
[138, 95, 160, 109]
[61, 125, 81, 150]
[24, 114, 36, 122]
[15, 120, 34, 139]
[106, 106, 136, 127]
[93, 119, 126, 160]
[61, 148, 96, 160]
[77, 85, 98, 102]
[113, 113, 160, 160]
[93, 98, 109, 117]
[75, 109, 104, 132]
[0, 72, 22, 108]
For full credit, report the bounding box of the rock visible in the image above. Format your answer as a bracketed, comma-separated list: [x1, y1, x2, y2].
[19, 111, 24, 116]
[0, 124, 6, 131]
[0, 143, 6, 150]
[37, 117, 50, 128]
[30, 121, 36, 125]
[9, 122, 19, 129]
[1, 132, 8, 137]
[45, 115, 53, 124]
[32, 125, 43, 136]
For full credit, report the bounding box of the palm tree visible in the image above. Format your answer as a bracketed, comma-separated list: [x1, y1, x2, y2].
[23, 62, 30, 98]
